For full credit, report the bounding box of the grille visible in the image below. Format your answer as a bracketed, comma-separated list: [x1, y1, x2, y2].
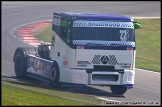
[93, 65, 115, 71]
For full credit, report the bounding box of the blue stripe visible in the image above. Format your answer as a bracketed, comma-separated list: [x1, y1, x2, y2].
[74, 45, 136, 50]
[73, 40, 135, 47]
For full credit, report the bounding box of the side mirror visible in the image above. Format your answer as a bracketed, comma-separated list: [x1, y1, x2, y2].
[134, 22, 141, 29]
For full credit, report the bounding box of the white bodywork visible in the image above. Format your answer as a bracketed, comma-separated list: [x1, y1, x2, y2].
[50, 30, 135, 85]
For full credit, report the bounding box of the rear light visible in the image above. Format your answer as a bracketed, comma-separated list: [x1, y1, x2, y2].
[127, 47, 133, 50]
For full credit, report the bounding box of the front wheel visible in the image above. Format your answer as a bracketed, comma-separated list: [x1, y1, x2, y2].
[49, 62, 60, 87]
[110, 85, 127, 95]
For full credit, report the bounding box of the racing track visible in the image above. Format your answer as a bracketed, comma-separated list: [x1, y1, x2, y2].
[2, 1, 161, 105]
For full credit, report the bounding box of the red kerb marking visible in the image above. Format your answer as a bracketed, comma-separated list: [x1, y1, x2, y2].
[15, 21, 51, 47]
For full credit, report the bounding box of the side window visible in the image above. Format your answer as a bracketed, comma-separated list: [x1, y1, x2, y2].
[52, 16, 72, 46]
[60, 26, 67, 41]
[60, 20, 72, 46]
[52, 15, 61, 36]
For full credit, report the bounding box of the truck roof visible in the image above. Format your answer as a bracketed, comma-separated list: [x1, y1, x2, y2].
[54, 12, 133, 21]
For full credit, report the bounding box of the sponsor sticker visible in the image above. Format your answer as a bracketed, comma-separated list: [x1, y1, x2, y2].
[73, 21, 134, 28]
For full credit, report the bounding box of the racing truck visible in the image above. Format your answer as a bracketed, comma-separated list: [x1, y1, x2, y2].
[13, 12, 141, 95]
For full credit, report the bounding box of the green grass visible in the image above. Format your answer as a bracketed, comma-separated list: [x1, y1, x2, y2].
[134, 19, 160, 72]
[34, 19, 160, 72]
[33, 26, 52, 42]
[2, 81, 94, 106]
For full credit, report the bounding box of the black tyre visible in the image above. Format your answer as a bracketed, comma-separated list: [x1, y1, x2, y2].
[14, 48, 27, 79]
[49, 62, 60, 87]
[110, 85, 127, 95]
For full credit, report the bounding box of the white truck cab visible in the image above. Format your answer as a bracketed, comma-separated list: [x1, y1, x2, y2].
[14, 12, 141, 95]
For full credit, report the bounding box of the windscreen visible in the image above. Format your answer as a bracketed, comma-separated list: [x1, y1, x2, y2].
[72, 21, 135, 43]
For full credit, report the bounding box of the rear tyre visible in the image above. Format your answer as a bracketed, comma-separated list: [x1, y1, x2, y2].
[110, 85, 127, 95]
[49, 62, 60, 87]
[14, 48, 27, 79]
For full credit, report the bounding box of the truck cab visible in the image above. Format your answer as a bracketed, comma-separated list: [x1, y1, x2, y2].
[49, 12, 141, 94]
[13, 12, 141, 95]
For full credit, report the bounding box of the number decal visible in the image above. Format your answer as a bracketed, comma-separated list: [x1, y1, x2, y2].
[120, 30, 127, 41]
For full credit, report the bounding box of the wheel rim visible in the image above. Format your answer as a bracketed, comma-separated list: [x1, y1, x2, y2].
[50, 67, 57, 81]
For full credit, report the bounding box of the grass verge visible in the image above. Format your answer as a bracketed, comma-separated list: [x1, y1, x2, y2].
[135, 19, 160, 72]
[2, 84, 85, 106]
[2, 78, 100, 106]
[33, 19, 160, 72]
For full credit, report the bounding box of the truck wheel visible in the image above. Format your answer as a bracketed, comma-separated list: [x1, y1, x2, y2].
[14, 48, 27, 79]
[110, 85, 127, 95]
[49, 62, 60, 87]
